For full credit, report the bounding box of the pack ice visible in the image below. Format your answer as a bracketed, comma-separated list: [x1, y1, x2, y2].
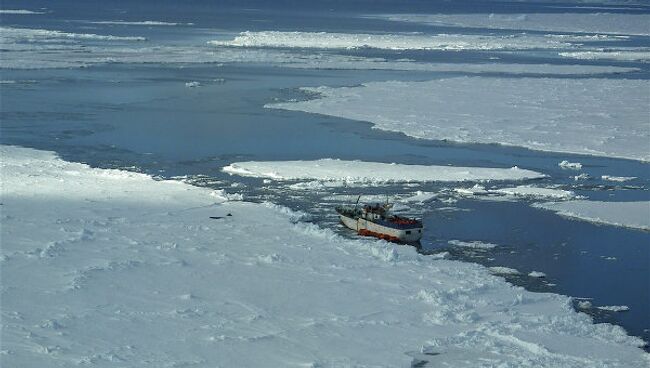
[1, 145, 647, 367]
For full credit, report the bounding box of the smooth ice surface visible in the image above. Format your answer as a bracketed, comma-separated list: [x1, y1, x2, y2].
[371, 13, 650, 36]
[2, 145, 648, 367]
[535, 200, 650, 230]
[268, 77, 650, 161]
[210, 31, 586, 51]
[223, 159, 544, 183]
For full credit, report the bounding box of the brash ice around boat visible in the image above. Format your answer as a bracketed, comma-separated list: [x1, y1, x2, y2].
[335, 199, 423, 243]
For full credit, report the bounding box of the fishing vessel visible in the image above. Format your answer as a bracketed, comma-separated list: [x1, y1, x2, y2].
[335, 199, 423, 243]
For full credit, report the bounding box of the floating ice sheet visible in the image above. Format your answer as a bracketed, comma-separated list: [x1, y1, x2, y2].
[493, 185, 577, 200]
[0, 26, 147, 42]
[268, 77, 650, 161]
[223, 159, 544, 183]
[534, 200, 650, 230]
[0, 9, 44, 14]
[210, 30, 587, 51]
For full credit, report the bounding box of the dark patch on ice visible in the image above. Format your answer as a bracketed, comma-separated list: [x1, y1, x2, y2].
[408, 350, 440, 367]
[410, 359, 428, 368]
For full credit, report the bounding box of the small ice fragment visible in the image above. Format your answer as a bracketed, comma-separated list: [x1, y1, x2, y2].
[185, 81, 201, 88]
[597, 305, 629, 312]
[430, 251, 449, 260]
[488, 266, 520, 275]
[454, 184, 487, 196]
[577, 300, 592, 309]
[601, 175, 636, 182]
[528, 271, 546, 278]
[573, 173, 590, 181]
[449, 240, 497, 249]
[559, 160, 582, 170]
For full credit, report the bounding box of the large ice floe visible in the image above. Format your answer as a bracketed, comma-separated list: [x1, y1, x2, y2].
[223, 159, 544, 184]
[2, 145, 648, 367]
[369, 13, 650, 36]
[210, 30, 599, 51]
[534, 200, 650, 230]
[268, 77, 650, 161]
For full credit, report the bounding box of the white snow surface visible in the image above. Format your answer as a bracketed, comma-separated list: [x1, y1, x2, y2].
[535, 200, 650, 230]
[209, 31, 587, 51]
[267, 77, 650, 161]
[1, 145, 648, 367]
[370, 13, 650, 36]
[223, 159, 544, 183]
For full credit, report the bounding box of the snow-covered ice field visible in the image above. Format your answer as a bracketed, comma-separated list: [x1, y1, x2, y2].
[2, 145, 648, 367]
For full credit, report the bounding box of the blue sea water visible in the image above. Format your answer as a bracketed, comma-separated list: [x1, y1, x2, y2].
[1, 0, 649, 350]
